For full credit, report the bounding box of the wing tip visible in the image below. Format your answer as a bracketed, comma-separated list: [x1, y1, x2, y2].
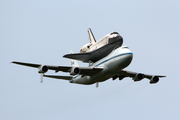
[158, 76, 166, 78]
[11, 61, 18, 64]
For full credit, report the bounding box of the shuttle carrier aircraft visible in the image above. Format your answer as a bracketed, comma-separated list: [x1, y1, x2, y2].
[12, 29, 165, 87]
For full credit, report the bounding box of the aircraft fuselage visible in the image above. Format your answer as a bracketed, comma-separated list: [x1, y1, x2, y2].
[70, 46, 133, 85]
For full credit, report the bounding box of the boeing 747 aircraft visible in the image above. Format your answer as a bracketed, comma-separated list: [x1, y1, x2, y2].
[12, 45, 165, 87]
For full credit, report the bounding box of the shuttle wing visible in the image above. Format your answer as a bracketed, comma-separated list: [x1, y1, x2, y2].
[63, 40, 120, 62]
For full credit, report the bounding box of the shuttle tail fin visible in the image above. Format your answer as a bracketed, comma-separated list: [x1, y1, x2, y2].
[69, 50, 80, 67]
[88, 28, 96, 44]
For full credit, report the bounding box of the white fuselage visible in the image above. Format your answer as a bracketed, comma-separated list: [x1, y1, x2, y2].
[70, 46, 133, 85]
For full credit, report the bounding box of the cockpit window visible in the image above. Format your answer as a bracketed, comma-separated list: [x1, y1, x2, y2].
[110, 32, 119, 35]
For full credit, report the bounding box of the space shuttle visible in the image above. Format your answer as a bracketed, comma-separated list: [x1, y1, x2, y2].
[80, 28, 123, 53]
[63, 28, 123, 63]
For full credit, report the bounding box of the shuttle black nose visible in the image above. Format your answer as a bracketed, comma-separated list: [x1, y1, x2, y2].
[108, 35, 123, 47]
[117, 35, 123, 41]
[109, 35, 123, 43]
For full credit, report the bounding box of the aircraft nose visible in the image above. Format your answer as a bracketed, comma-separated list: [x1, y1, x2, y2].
[113, 34, 123, 41]
[117, 35, 123, 41]
[108, 35, 123, 47]
[121, 53, 133, 69]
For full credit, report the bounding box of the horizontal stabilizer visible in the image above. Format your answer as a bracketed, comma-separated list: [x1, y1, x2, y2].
[43, 75, 73, 80]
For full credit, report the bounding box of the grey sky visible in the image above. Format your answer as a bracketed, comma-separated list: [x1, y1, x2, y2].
[1, 0, 180, 120]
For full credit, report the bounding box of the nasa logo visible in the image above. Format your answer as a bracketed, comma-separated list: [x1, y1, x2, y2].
[95, 47, 97, 50]
[70, 60, 74, 65]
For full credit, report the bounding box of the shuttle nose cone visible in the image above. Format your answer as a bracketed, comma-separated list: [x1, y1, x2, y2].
[117, 35, 123, 41]
[108, 35, 123, 47]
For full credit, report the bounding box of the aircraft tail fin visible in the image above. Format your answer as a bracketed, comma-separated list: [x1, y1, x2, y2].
[69, 50, 80, 67]
[88, 28, 96, 44]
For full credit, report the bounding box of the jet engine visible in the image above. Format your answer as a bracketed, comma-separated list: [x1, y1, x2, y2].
[70, 67, 80, 75]
[38, 65, 48, 73]
[38, 65, 48, 83]
[150, 76, 159, 84]
[133, 73, 145, 81]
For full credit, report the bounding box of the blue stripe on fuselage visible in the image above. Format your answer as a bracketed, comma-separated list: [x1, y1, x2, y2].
[94, 52, 133, 67]
[71, 52, 132, 83]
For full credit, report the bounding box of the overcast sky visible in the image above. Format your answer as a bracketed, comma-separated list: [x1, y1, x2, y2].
[1, 0, 180, 120]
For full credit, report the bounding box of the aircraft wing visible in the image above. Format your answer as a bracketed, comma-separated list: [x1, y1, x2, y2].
[119, 70, 166, 78]
[12, 61, 70, 72]
[63, 40, 122, 63]
[113, 70, 166, 84]
[12, 61, 41, 68]
[12, 61, 103, 76]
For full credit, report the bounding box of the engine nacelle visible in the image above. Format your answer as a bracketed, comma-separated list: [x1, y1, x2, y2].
[150, 76, 159, 84]
[38, 65, 48, 73]
[80, 43, 91, 53]
[70, 67, 80, 75]
[133, 73, 145, 81]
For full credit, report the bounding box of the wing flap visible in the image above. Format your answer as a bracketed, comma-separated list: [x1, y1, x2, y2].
[118, 70, 166, 80]
[12, 61, 103, 76]
[43, 75, 73, 80]
[78, 67, 103, 76]
[12, 61, 72, 72]
[48, 66, 72, 72]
